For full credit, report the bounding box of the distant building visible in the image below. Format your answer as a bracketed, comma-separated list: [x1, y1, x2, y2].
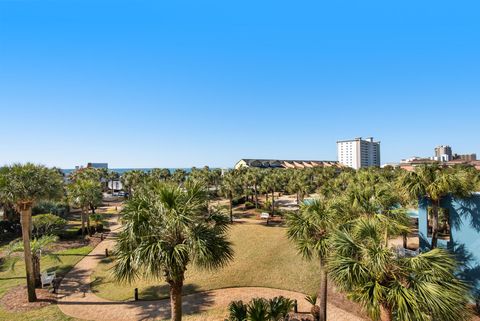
[87, 163, 108, 169]
[434, 145, 453, 162]
[337, 137, 380, 169]
[454, 153, 477, 162]
[234, 159, 342, 170]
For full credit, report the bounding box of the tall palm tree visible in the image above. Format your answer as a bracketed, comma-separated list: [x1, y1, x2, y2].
[329, 216, 471, 321]
[67, 178, 103, 236]
[0, 163, 63, 302]
[112, 181, 234, 321]
[286, 198, 339, 321]
[221, 170, 243, 222]
[261, 171, 282, 216]
[398, 165, 473, 248]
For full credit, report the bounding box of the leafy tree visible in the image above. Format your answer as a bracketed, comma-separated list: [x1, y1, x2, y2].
[172, 168, 188, 185]
[329, 216, 471, 321]
[7, 235, 61, 287]
[261, 171, 283, 216]
[112, 181, 233, 321]
[0, 163, 63, 301]
[32, 213, 67, 237]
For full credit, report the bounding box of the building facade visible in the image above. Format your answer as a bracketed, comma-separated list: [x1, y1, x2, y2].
[234, 159, 341, 170]
[337, 137, 380, 169]
[434, 145, 453, 162]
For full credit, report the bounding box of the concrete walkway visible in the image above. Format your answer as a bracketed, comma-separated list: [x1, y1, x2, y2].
[57, 214, 364, 321]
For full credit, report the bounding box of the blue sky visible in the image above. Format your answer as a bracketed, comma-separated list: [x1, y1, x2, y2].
[1, 1, 479, 168]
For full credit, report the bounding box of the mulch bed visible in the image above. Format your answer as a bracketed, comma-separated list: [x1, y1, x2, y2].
[0, 285, 56, 313]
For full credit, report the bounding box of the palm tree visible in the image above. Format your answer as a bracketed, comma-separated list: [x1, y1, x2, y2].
[221, 170, 243, 222]
[329, 216, 471, 321]
[0, 163, 63, 302]
[120, 170, 146, 198]
[112, 181, 234, 321]
[286, 198, 338, 321]
[67, 178, 103, 236]
[7, 235, 60, 287]
[261, 171, 282, 216]
[398, 165, 473, 248]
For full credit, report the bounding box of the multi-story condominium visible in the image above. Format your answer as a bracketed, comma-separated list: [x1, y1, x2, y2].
[434, 145, 453, 161]
[337, 137, 381, 169]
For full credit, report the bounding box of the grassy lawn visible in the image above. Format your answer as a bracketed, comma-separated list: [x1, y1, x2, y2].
[0, 245, 92, 321]
[91, 222, 321, 301]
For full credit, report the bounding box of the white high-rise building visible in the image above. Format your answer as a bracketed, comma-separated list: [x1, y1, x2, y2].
[337, 137, 381, 169]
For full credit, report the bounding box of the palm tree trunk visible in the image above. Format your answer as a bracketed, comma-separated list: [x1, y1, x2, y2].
[402, 233, 408, 248]
[271, 191, 275, 216]
[81, 209, 86, 237]
[431, 201, 440, 249]
[319, 259, 327, 321]
[20, 205, 37, 302]
[169, 281, 183, 321]
[380, 305, 392, 321]
[33, 254, 41, 287]
[254, 184, 259, 208]
[229, 196, 233, 223]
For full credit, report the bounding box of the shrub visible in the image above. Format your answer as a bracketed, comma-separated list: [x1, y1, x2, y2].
[232, 197, 246, 206]
[32, 213, 67, 237]
[33, 201, 69, 218]
[263, 200, 272, 212]
[244, 201, 255, 209]
[228, 296, 294, 321]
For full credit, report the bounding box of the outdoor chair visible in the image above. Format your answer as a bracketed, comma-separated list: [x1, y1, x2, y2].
[41, 271, 56, 288]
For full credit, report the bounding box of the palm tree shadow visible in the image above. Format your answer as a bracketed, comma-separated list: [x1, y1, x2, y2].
[134, 284, 214, 320]
[449, 196, 480, 232]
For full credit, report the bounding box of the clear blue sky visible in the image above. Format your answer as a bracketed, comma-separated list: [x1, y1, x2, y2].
[1, 1, 479, 168]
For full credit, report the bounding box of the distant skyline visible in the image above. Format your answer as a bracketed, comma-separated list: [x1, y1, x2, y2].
[1, 1, 480, 168]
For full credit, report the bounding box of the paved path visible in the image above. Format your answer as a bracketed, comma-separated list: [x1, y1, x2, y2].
[57, 214, 364, 321]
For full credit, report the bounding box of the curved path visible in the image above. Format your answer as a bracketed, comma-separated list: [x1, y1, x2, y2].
[57, 215, 364, 321]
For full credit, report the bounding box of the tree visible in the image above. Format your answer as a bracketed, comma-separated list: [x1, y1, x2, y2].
[0, 163, 63, 302]
[120, 170, 146, 198]
[398, 165, 473, 248]
[286, 198, 338, 321]
[112, 181, 233, 321]
[329, 216, 471, 321]
[172, 169, 187, 185]
[7, 235, 61, 287]
[221, 170, 243, 222]
[67, 178, 102, 236]
[261, 171, 282, 216]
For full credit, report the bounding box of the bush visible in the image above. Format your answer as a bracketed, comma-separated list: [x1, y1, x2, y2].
[0, 221, 21, 241]
[228, 296, 294, 321]
[263, 200, 272, 212]
[232, 197, 246, 206]
[32, 213, 67, 237]
[33, 201, 69, 218]
[244, 201, 255, 209]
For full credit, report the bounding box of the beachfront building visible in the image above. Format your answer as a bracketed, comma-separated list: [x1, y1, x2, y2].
[337, 137, 381, 169]
[87, 162, 108, 169]
[418, 193, 480, 294]
[434, 145, 453, 162]
[234, 159, 341, 170]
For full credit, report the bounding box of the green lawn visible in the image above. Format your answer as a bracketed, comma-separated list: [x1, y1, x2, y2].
[91, 222, 322, 301]
[0, 245, 92, 321]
